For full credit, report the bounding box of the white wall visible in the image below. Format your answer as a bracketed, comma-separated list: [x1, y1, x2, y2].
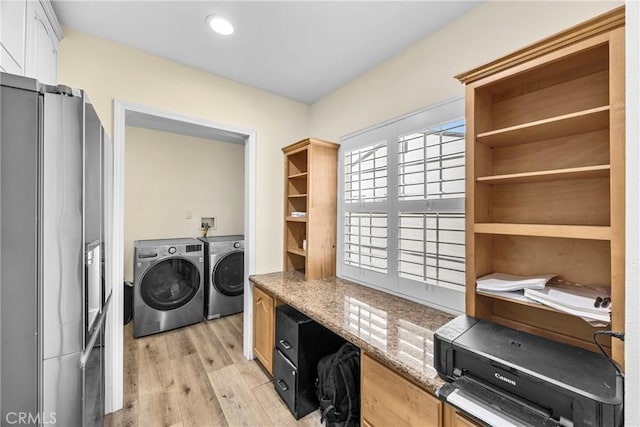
[625, 2, 639, 424]
[58, 27, 309, 275]
[123, 126, 244, 281]
[310, 1, 623, 141]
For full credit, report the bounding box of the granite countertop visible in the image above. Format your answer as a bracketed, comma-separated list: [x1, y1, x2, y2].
[249, 271, 455, 394]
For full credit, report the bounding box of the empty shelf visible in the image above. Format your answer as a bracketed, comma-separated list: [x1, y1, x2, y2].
[474, 223, 611, 240]
[477, 106, 610, 148]
[477, 165, 610, 185]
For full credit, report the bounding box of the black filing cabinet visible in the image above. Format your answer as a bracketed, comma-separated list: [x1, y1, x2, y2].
[274, 305, 345, 419]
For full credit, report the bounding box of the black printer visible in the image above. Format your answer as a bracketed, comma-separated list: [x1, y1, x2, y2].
[434, 316, 623, 427]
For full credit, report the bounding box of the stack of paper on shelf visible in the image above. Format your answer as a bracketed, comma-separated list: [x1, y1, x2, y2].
[476, 272, 557, 292]
[290, 211, 307, 217]
[524, 284, 611, 324]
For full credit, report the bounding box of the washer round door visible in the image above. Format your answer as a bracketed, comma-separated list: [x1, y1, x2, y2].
[212, 251, 244, 297]
[140, 257, 201, 311]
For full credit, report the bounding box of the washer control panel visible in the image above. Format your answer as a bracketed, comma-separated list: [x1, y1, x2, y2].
[136, 240, 204, 266]
[211, 240, 244, 252]
[152, 244, 204, 257]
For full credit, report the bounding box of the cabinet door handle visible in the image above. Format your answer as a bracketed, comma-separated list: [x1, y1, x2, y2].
[276, 379, 289, 392]
[279, 339, 292, 350]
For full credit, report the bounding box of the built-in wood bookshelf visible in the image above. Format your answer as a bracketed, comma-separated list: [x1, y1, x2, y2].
[283, 138, 339, 279]
[455, 7, 625, 366]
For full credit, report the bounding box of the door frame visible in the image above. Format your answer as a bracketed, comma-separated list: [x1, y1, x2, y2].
[107, 100, 256, 412]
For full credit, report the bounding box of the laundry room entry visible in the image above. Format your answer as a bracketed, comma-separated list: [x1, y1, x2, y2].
[123, 126, 245, 284]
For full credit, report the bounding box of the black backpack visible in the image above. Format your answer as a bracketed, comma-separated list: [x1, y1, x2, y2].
[316, 343, 361, 427]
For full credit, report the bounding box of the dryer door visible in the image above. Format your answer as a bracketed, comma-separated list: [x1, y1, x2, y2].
[140, 257, 201, 311]
[212, 251, 244, 297]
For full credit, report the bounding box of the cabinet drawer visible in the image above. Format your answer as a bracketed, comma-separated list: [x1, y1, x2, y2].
[453, 413, 481, 427]
[361, 353, 441, 427]
[275, 304, 311, 365]
[274, 348, 298, 416]
[443, 404, 483, 427]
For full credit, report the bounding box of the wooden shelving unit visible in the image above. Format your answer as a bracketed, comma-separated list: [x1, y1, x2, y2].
[283, 138, 339, 279]
[456, 7, 625, 365]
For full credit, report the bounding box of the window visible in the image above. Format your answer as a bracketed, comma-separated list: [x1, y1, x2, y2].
[337, 98, 465, 314]
[344, 212, 388, 273]
[398, 212, 465, 290]
[344, 142, 387, 203]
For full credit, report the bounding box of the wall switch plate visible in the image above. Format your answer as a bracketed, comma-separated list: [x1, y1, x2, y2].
[201, 217, 216, 230]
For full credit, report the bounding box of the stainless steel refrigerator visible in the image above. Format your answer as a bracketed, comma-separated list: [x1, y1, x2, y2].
[0, 72, 111, 426]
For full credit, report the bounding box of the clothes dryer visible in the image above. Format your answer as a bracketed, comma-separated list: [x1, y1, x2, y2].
[133, 238, 204, 337]
[199, 235, 244, 319]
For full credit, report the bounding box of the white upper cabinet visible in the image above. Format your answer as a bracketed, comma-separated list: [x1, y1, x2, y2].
[1, 0, 62, 85]
[0, 0, 27, 74]
[25, 0, 62, 85]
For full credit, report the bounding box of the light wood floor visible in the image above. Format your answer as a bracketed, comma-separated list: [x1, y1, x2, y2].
[107, 314, 321, 427]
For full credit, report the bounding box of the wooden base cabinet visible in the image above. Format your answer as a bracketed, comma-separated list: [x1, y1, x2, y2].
[361, 353, 442, 427]
[252, 285, 275, 375]
[443, 404, 482, 427]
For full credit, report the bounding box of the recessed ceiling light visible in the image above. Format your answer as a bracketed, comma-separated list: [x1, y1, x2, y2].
[206, 15, 234, 36]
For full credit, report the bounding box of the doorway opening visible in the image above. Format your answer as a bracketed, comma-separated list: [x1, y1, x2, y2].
[108, 100, 257, 413]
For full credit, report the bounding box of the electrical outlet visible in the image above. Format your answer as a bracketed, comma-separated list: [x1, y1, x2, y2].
[201, 217, 216, 230]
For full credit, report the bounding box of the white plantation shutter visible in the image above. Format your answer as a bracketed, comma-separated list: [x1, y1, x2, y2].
[398, 212, 465, 289]
[344, 142, 388, 203]
[344, 212, 388, 273]
[398, 121, 465, 201]
[337, 98, 465, 314]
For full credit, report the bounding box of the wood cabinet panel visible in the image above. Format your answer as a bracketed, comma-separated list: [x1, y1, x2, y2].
[442, 404, 482, 427]
[487, 177, 610, 226]
[361, 353, 441, 427]
[252, 285, 275, 375]
[490, 69, 609, 129]
[490, 129, 610, 175]
[453, 413, 479, 427]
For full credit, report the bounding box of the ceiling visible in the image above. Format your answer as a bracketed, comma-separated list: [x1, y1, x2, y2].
[52, 1, 480, 104]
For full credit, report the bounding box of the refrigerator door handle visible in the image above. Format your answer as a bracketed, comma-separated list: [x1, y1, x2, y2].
[81, 293, 111, 368]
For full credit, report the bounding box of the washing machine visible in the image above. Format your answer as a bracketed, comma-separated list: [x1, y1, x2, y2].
[199, 235, 245, 319]
[133, 238, 204, 338]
